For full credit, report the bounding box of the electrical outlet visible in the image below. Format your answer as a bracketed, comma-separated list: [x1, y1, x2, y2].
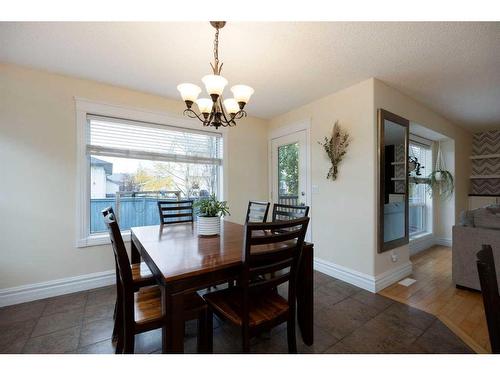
[391, 251, 398, 262]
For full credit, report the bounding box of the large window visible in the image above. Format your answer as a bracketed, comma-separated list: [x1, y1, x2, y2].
[408, 140, 432, 238]
[82, 114, 222, 241]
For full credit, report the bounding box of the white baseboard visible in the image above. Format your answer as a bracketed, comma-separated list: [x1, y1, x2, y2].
[314, 258, 376, 292]
[435, 238, 452, 247]
[373, 261, 413, 292]
[409, 235, 453, 256]
[409, 234, 436, 256]
[314, 257, 412, 293]
[0, 270, 115, 307]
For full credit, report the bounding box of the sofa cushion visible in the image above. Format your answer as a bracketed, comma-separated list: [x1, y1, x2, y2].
[486, 204, 500, 214]
[474, 208, 500, 230]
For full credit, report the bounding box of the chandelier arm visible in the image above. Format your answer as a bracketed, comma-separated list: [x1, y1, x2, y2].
[218, 98, 233, 125]
[183, 108, 207, 123]
[233, 111, 247, 120]
[205, 109, 216, 126]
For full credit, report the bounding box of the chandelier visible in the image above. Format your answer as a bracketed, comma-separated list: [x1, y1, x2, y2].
[177, 21, 254, 129]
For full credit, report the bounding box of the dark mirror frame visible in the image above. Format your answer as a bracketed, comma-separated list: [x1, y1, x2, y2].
[378, 109, 410, 253]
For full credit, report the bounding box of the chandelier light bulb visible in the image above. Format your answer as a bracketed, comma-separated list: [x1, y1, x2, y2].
[196, 98, 214, 114]
[177, 83, 202, 104]
[223, 98, 240, 115]
[230, 85, 254, 106]
[202, 74, 228, 98]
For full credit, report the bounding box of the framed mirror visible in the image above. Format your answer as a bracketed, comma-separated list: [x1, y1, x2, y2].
[378, 109, 409, 253]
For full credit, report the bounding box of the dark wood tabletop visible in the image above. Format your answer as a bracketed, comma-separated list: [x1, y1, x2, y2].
[130, 220, 314, 353]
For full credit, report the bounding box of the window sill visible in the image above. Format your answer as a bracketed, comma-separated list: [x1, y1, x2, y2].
[76, 231, 131, 248]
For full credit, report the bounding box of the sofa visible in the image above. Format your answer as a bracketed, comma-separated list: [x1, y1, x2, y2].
[452, 204, 500, 291]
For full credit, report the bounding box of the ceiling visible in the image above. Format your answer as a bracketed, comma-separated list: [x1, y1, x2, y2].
[1, 22, 499, 130]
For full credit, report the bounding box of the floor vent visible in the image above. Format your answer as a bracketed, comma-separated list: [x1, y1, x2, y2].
[398, 278, 417, 287]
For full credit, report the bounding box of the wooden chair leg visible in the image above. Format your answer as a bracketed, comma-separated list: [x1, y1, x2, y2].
[115, 327, 124, 354]
[242, 326, 250, 353]
[287, 317, 297, 354]
[113, 292, 123, 342]
[198, 309, 213, 353]
[123, 328, 135, 354]
[113, 309, 123, 346]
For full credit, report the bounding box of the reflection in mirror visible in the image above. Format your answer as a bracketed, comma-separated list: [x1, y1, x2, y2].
[384, 120, 406, 242]
[378, 109, 409, 253]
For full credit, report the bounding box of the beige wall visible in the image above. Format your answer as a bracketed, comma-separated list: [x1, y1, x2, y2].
[0, 63, 268, 289]
[0, 63, 473, 291]
[373, 79, 472, 275]
[268, 78, 472, 279]
[269, 79, 377, 276]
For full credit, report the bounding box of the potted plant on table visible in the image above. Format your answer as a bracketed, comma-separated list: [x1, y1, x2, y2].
[194, 194, 230, 236]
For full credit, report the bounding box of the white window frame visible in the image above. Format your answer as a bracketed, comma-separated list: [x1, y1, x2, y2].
[409, 134, 433, 240]
[75, 97, 227, 248]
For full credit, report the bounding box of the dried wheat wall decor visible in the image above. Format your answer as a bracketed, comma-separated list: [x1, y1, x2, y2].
[318, 121, 351, 181]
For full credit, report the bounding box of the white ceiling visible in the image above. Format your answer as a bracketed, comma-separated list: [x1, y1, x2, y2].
[1, 22, 499, 129]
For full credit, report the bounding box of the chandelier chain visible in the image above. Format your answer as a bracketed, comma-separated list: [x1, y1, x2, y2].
[213, 27, 219, 70]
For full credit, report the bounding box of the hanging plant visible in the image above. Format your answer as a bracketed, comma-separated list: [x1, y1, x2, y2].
[427, 141, 454, 199]
[318, 121, 351, 181]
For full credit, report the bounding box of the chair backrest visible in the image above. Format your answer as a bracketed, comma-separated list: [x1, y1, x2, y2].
[102, 207, 133, 289]
[476, 244, 500, 353]
[272, 203, 309, 222]
[240, 217, 310, 322]
[157, 200, 194, 225]
[245, 201, 270, 223]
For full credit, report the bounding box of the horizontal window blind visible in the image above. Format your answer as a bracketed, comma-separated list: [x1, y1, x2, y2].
[86, 115, 222, 165]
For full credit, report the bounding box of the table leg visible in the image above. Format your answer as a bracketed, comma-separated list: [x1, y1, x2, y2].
[162, 287, 185, 353]
[130, 235, 141, 264]
[297, 244, 314, 346]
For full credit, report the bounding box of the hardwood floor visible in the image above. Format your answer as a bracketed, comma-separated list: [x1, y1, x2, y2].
[379, 245, 491, 353]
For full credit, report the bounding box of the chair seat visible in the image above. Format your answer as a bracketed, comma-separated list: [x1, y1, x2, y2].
[203, 288, 289, 327]
[134, 286, 163, 325]
[134, 286, 207, 327]
[131, 262, 154, 287]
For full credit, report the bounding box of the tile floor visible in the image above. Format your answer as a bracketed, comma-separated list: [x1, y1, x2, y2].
[0, 271, 473, 354]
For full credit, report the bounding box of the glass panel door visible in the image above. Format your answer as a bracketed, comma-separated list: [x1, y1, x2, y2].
[271, 129, 310, 239]
[278, 142, 300, 206]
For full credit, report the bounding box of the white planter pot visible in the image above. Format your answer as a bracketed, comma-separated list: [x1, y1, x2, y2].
[197, 216, 221, 236]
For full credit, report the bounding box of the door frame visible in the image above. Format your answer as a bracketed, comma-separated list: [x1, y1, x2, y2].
[268, 119, 312, 239]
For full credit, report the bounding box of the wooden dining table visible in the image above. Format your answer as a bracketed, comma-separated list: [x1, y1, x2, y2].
[130, 220, 314, 353]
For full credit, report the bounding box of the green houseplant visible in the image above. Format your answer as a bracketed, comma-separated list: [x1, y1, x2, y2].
[194, 194, 229, 236]
[427, 141, 454, 200]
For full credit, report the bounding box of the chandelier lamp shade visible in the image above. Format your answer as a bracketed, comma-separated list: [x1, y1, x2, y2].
[177, 21, 254, 129]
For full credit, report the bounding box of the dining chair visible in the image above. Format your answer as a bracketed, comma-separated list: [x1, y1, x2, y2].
[272, 203, 310, 222]
[102, 207, 209, 354]
[157, 200, 194, 228]
[101, 207, 156, 341]
[203, 217, 310, 353]
[245, 201, 270, 223]
[476, 244, 500, 354]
